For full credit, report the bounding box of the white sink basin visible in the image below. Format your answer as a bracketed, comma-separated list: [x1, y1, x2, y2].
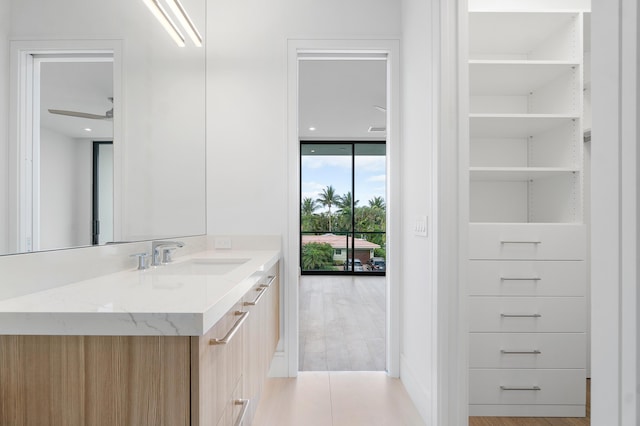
[152, 258, 251, 275]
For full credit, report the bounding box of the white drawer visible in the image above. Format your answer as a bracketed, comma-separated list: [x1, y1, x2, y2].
[469, 333, 586, 369]
[469, 224, 586, 260]
[468, 260, 586, 296]
[469, 369, 586, 405]
[469, 297, 586, 332]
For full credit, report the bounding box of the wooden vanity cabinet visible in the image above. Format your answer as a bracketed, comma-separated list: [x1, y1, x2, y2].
[241, 263, 280, 424]
[193, 299, 246, 426]
[0, 262, 280, 426]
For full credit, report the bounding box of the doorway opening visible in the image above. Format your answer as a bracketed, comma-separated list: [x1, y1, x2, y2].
[296, 55, 389, 372]
[92, 141, 114, 245]
[10, 41, 117, 253]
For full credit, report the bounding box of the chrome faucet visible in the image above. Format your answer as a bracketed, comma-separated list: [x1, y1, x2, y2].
[151, 240, 185, 266]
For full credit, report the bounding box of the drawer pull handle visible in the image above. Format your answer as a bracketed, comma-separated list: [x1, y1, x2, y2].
[233, 399, 250, 426]
[500, 277, 541, 281]
[501, 350, 542, 355]
[244, 286, 268, 306]
[209, 311, 249, 345]
[500, 386, 541, 391]
[501, 313, 542, 318]
[260, 275, 277, 288]
[500, 240, 541, 244]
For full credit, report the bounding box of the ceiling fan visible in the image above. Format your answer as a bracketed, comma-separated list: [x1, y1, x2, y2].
[48, 97, 113, 120]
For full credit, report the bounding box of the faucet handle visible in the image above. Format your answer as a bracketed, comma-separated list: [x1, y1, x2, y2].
[161, 247, 177, 264]
[130, 252, 150, 270]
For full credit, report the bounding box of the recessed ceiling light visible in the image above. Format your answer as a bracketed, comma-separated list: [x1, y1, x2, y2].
[84, 128, 92, 132]
[309, 127, 316, 131]
[310, 149, 316, 153]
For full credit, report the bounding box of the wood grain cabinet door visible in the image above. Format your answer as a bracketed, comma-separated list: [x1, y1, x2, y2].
[0, 335, 191, 426]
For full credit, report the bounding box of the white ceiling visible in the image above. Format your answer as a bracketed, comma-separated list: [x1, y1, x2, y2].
[298, 59, 387, 140]
[40, 61, 113, 139]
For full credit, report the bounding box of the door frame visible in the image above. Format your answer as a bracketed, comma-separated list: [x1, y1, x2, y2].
[286, 39, 401, 377]
[8, 39, 122, 252]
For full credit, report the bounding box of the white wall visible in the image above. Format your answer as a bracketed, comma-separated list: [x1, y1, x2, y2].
[205, 0, 401, 237]
[39, 128, 92, 250]
[399, 0, 437, 422]
[0, 2, 8, 255]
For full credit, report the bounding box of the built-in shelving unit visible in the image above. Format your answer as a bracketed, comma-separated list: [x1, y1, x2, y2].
[468, 8, 587, 418]
[469, 10, 583, 225]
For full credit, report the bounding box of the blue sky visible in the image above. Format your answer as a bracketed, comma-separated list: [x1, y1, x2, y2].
[301, 155, 386, 212]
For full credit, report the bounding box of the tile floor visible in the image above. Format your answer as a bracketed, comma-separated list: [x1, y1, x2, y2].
[252, 371, 426, 426]
[299, 275, 386, 371]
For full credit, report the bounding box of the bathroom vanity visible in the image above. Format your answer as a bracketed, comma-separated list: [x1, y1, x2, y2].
[0, 248, 280, 426]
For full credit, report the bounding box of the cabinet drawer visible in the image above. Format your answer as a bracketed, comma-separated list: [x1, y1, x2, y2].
[469, 369, 585, 405]
[469, 333, 586, 369]
[469, 297, 586, 332]
[198, 301, 246, 426]
[469, 224, 586, 260]
[468, 260, 586, 296]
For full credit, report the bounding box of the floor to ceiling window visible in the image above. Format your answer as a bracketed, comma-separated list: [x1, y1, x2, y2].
[300, 141, 386, 275]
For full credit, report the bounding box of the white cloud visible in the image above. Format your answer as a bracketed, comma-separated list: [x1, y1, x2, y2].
[355, 156, 385, 172]
[367, 174, 386, 183]
[302, 156, 351, 170]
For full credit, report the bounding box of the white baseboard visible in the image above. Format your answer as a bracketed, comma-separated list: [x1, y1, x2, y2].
[400, 354, 430, 424]
[267, 351, 289, 377]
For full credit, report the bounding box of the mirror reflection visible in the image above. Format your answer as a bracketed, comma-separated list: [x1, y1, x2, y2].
[0, 0, 206, 256]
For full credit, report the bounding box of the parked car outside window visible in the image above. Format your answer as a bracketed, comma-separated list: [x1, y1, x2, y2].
[346, 258, 364, 271]
[367, 257, 386, 272]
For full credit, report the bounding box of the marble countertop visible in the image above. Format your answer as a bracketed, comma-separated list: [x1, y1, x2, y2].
[0, 249, 280, 336]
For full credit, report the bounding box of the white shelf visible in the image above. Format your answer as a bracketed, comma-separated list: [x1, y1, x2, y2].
[470, 167, 578, 181]
[470, 114, 578, 138]
[469, 12, 580, 61]
[470, 61, 579, 96]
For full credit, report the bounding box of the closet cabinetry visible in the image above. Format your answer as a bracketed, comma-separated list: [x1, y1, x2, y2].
[468, 10, 587, 417]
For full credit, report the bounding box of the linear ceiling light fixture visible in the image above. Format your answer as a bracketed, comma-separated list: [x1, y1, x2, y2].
[142, 0, 186, 47]
[166, 0, 203, 47]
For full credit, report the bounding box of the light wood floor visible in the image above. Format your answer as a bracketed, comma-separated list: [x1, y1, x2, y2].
[252, 371, 425, 426]
[469, 379, 590, 426]
[299, 275, 386, 371]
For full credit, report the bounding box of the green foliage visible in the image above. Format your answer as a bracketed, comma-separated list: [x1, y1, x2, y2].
[374, 248, 386, 258]
[302, 242, 336, 271]
[315, 185, 340, 232]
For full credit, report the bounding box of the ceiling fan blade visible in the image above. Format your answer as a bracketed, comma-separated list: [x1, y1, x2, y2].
[48, 109, 110, 120]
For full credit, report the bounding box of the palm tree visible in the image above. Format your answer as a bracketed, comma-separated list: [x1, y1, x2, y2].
[301, 197, 320, 232]
[301, 197, 318, 216]
[368, 196, 386, 211]
[316, 185, 339, 232]
[336, 192, 359, 231]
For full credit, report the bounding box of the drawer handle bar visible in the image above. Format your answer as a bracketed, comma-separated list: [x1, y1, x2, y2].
[260, 275, 277, 288]
[209, 311, 249, 345]
[500, 386, 541, 391]
[233, 399, 250, 426]
[500, 277, 542, 281]
[501, 313, 542, 318]
[501, 350, 542, 355]
[244, 286, 268, 306]
[500, 240, 541, 244]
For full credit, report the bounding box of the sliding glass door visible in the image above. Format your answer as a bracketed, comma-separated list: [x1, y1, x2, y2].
[300, 142, 386, 275]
